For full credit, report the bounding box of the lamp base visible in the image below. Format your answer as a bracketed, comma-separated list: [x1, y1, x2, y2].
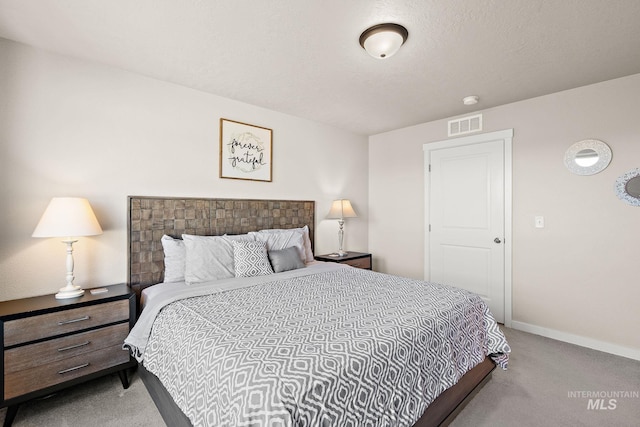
[337, 250, 348, 257]
[55, 285, 85, 299]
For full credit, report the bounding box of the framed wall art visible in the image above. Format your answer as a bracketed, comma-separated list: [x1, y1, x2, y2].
[219, 118, 272, 182]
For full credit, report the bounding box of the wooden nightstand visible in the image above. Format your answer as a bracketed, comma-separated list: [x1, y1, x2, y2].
[315, 251, 372, 270]
[0, 284, 136, 426]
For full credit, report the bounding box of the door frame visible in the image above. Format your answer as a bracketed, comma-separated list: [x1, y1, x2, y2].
[423, 129, 513, 327]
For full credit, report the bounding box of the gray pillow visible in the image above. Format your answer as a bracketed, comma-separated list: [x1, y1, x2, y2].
[268, 246, 305, 273]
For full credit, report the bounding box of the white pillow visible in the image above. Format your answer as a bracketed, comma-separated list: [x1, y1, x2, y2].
[250, 230, 306, 262]
[182, 233, 255, 284]
[161, 235, 186, 283]
[256, 225, 313, 262]
[233, 241, 274, 277]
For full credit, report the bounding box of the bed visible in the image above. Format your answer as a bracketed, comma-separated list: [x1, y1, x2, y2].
[125, 196, 509, 427]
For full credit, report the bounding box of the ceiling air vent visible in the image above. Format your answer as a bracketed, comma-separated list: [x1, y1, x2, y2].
[448, 114, 482, 137]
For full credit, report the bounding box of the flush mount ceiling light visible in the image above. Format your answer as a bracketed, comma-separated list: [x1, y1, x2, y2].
[359, 23, 408, 59]
[463, 95, 479, 105]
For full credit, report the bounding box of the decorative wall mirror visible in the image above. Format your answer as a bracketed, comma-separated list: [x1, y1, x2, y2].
[615, 168, 640, 207]
[564, 139, 612, 175]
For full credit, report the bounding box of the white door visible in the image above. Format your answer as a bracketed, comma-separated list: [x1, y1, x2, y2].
[424, 130, 512, 324]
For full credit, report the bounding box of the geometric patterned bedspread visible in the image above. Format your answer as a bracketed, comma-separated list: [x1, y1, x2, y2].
[138, 266, 510, 427]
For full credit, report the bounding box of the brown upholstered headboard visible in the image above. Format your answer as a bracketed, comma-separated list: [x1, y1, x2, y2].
[127, 196, 315, 300]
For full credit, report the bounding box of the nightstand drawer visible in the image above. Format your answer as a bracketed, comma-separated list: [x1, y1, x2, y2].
[344, 257, 371, 269]
[4, 323, 129, 374]
[4, 343, 130, 400]
[4, 299, 129, 347]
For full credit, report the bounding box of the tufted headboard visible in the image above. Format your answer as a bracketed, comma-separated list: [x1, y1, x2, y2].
[127, 196, 315, 301]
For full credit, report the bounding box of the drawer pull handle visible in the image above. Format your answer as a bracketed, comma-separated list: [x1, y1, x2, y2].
[58, 363, 90, 375]
[57, 341, 91, 352]
[57, 316, 90, 326]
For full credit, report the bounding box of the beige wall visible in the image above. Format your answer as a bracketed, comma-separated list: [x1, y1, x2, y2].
[0, 38, 369, 301]
[3, 35, 638, 357]
[369, 74, 640, 355]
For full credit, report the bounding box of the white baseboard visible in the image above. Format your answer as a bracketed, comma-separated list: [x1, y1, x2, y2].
[510, 321, 640, 362]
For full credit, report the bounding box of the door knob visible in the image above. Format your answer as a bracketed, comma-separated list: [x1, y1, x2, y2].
[494, 237, 502, 244]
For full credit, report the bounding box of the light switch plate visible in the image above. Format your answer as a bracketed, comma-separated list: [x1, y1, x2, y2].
[535, 216, 545, 228]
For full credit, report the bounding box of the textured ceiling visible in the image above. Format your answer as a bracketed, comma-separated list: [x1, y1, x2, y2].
[2, 0, 640, 135]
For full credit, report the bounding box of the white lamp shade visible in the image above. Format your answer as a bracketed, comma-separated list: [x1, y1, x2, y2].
[327, 199, 358, 219]
[32, 197, 103, 238]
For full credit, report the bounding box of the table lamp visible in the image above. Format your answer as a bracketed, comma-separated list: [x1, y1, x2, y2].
[32, 197, 103, 299]
[326, 199, 358, 256]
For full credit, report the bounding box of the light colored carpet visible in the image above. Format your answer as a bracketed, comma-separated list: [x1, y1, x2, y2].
[1, 327, 638, 426]
[452, 327, 640, 427]
[0, 370, 165, 427]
